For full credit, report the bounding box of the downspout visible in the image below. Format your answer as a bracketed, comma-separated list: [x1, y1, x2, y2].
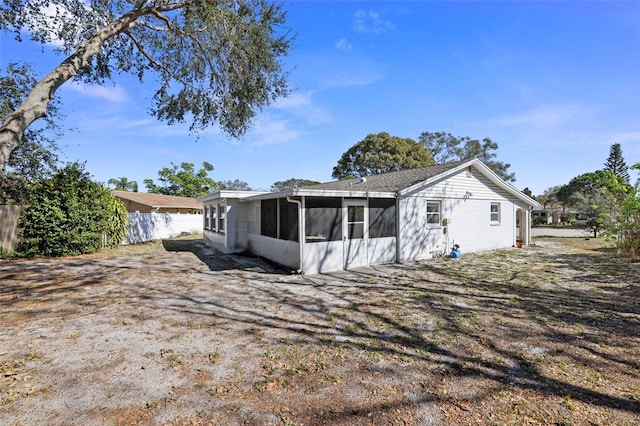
[287, 196, 304, 274]
[395, 192, 401, 264]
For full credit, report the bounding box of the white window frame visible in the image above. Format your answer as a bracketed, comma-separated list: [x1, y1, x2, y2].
[204, 205, 210, 230]
[426, 200, 442, 226]
[211, 205, 217, 231]
[490, 202, 501, 224]
[218, 203, 225, 233]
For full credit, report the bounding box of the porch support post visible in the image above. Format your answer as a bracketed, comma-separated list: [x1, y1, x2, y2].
[395, 194, 402, 263]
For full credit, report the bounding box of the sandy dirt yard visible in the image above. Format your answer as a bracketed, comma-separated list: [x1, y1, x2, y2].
[1, 237, 639, 426]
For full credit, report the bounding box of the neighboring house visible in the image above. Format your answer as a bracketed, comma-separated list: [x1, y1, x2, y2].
[112, 190, 203, 214]
[197, 159, 539, 274]
[532, 207, 588, 226]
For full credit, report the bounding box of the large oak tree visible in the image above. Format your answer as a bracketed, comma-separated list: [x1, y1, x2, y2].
[332, 132, 434, 180]
[418, 131, 515, 182]
[0, 0, 293, 171]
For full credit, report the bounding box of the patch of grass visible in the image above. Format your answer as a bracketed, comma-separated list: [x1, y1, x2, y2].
[586, 371, 603, 383]
[564, 395, 576, 411]
[627, 392, 640, 401]
[208, 351, 220, 364]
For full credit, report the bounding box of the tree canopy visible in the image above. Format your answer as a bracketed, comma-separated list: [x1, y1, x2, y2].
[603, 143, 630, 183]
[271, 178, 320, 192]
[332, 132, 434, 180]
[144, 161, 217, 198]
[1, 62, 62, 181]
[418, 131, 515, 182]
[217, 179, 252, 191]
[0, 0, 293, 171]
[108, 177, 138, 192]
[557, 170, 634, 235]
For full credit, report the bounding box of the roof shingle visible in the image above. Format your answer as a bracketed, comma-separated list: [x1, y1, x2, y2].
[297, 160, 468, 193]
[112, 191, 202, 209]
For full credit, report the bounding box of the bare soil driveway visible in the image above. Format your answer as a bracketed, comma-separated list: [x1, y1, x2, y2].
[1, 237, 638, 425]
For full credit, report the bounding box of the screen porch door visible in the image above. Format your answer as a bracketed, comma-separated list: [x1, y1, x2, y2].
[343, 200, 368, 269]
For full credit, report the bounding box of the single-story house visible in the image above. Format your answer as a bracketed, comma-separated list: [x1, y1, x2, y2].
[197, 159, 540, 274]
[532, 207, 589, 226]
[112, 190, 203, 214]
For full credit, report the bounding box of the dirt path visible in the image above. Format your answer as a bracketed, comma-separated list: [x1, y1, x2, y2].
[1, 237, 639, 425]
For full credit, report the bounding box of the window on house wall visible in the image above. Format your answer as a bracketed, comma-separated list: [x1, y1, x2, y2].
[211, 206, 217, 231]
[490, 202, 501, 224]
[204, 205, 209, 230]
[261, 199, 278, 238]
[369, 198, 396, 238]
[218, 203, 225, 232]
[279, 199, 299, 241]
[426, 201, 441, 225]
[305, 197, 342, 242]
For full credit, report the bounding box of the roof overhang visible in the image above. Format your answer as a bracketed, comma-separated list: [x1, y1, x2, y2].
[197, 190, 269, 203]
[242, 189, 396, 201]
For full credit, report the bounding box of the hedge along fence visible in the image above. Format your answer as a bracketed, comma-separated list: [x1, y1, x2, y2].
[125, 212, 203, 245]
[0, 205, 24, 254]
[1, 209, 203, 254]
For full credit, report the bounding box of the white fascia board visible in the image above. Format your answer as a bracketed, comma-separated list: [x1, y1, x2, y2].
[197, 190, 268, 203]
[241, 189, 396, 201]
[292, 189, 396, 198]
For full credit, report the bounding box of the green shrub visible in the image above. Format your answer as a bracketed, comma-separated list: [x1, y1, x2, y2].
[613, 193, 640, 258]
[15, 162, 128, 257]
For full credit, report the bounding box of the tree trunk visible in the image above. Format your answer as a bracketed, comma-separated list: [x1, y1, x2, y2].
[0, 7, 152, 171]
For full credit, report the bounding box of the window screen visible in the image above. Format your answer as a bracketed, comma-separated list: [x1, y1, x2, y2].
[369, 199, 396, 238]
[261, 199, 277, 238]
[305, 198, 342, 242]
[279, 199, 299, 241]
[218, 203, 225, 232]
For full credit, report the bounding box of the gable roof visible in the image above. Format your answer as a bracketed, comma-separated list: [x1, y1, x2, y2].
[198, 159, 539, 208]
[112, 190, 202, 209]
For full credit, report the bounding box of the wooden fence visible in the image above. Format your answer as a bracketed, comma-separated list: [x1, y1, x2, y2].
[0, 205, 24, 254]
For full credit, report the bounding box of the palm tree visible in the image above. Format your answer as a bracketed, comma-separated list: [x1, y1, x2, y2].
[108, 177, 138, 192]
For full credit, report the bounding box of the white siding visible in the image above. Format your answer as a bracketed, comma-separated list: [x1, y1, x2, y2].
[203, 229, 227, 252]
[247, 234, 300, 270]
[246, 201, 260, 234]
[225, 200, 250, 252]
[398, 169, 524, 261]
[303, 241, 343, 274]
[368, 237, 396, 265]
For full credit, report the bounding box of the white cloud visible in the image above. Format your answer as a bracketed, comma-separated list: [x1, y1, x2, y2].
[248, 116, 304, 148]
[26, 1, 94, 47]
[273, 91, 313, 109]
[335, 38, 352, 52]
[273, 90, 332, 126]
[353, 9, 395, 34]
[64, 81, 130, 103]
[479, 104, 598, 129]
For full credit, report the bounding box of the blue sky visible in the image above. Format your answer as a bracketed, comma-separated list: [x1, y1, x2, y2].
[2, 1, 639, 195]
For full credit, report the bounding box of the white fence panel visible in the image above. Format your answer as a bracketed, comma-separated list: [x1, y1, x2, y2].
[125, 213, 203, 245]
